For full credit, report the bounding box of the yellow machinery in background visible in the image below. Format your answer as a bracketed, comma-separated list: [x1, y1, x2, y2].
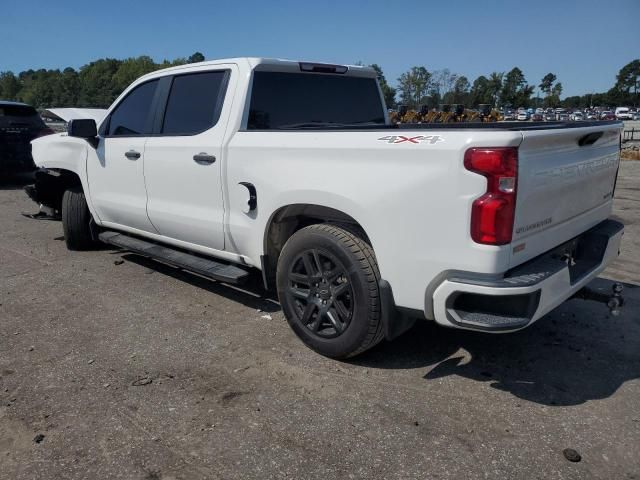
[390, 103, 503, 124]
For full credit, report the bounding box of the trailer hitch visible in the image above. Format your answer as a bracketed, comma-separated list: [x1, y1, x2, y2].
[572, 283, 625, 316]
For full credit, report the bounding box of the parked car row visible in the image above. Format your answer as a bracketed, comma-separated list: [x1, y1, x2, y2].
[502, 106, 638, 122]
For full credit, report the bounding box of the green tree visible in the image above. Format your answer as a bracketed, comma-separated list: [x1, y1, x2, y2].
[78, 58, 123, 107]
[469, 75, 493, 106]
[431, 69, 457, 106]
[612, 59, 639, 105]
[562, 95, 582, 108]
[485, 72, 504, 107]
[539, 73, 557, 96]
[501, 67, 533, 107]
[188, 52, 205, 63]
[370, 63, 396, 108]
[540, 73, 562, 107]
[58, 67, 80, 106]
[545, 82, 562, 107]
[0, 71, 21, 100]
[446, 75, 470, 105]
[170, 57, 189, 66]
[18, 69, 63, 108]
[112, 56, 157, 93]
[397, 66, 431, 108]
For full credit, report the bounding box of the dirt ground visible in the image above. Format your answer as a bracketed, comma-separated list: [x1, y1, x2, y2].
[0, 162, 639, 480]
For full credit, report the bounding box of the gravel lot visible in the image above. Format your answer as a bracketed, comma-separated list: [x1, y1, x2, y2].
[1, 162, 639, 480]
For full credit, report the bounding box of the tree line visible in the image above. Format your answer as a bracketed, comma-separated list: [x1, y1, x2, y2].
[0, 52, 205, 109]
[0, 53, 637, 110]
[376, 60, 639, 110]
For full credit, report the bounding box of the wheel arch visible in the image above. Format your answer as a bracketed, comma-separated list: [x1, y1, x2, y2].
[261, 203, 371, 288]
[27, 168, 84, 213]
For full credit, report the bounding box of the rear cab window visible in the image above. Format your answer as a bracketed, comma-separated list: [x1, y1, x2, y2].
[247, 71, 385, 129]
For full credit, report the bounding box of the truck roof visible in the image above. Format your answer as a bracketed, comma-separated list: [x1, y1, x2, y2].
[137, 57, 377, 82]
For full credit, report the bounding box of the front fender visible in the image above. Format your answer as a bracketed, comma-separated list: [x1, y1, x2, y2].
[30, 134, 99, 221]
[31, 134, 88, 173]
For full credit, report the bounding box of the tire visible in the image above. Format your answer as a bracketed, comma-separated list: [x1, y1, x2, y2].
[276, 224, 383, 359]
[61, 186, 94, 251]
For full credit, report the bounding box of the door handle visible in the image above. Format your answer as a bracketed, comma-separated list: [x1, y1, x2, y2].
[124, 150, 141, 160]
[193, 153, 216, 165]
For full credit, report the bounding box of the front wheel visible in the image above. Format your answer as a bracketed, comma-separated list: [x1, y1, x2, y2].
[61, 186, 95, 251]
[276, 224, 383, 359]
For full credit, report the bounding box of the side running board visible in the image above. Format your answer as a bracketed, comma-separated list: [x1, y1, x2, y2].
[99, 231, 249, 284]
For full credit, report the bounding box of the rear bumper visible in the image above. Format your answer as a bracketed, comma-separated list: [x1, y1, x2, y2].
[431, 219, 624, 332]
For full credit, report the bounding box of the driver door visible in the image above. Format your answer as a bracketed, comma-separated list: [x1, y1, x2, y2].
[87, 79, 159, 233]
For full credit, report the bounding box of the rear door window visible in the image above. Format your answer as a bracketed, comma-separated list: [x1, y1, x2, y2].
[161, 71, 228, 135]
[107, 80, 158, 136]
[247, 72, 385, 129]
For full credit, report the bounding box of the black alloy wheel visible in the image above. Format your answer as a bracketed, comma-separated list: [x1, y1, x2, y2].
[276, 224, 384, 359]
[287, 248, 354, 338]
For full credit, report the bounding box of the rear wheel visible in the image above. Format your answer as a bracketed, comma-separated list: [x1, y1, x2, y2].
[277, 224, 383, 359]
[62, 186, 95, 251]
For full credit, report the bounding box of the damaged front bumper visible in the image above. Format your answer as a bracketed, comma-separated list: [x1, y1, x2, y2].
[23, 168, 71, 218]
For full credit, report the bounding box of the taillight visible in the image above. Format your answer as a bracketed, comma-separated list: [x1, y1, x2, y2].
[464, 147, 518, 245]
[36, 127, 56, 138]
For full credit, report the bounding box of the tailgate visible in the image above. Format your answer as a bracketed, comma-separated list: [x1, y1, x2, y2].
[511, 122, 622, 266]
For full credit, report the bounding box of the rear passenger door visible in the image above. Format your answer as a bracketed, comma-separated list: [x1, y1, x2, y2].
[143, 66, 235, 251]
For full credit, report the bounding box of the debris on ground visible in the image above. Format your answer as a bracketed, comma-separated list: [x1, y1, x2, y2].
[621, 144, 640, 160]
[21, 212, 59, 221]
[33, 434, 45, 444]
[132, 377, 153, 386]
[114, 259, 125, 265]
[563, 448, 582, 462]
[260, 314, 272, 320]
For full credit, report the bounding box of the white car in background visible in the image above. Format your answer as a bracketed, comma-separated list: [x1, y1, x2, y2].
[615, 107, 633, 120]
[570, 111, 584, 121]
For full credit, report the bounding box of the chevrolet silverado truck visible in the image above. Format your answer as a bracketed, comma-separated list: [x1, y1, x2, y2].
[25, 58, 625, 358]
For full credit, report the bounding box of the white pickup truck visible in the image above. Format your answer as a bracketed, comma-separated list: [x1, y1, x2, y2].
[26, 57, 624, 358]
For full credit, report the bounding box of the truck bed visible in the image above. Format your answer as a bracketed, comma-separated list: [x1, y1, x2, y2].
[265, 120, 622, 131]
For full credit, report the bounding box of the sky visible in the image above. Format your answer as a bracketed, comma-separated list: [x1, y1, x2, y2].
[1, 0, 638, 98]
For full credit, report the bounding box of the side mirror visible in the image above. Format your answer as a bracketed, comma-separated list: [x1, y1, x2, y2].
[68, 119, 98, 147]
[68, 118, 97, 138]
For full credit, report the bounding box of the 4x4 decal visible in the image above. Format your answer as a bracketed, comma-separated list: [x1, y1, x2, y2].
[377, 135, 444, 145]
